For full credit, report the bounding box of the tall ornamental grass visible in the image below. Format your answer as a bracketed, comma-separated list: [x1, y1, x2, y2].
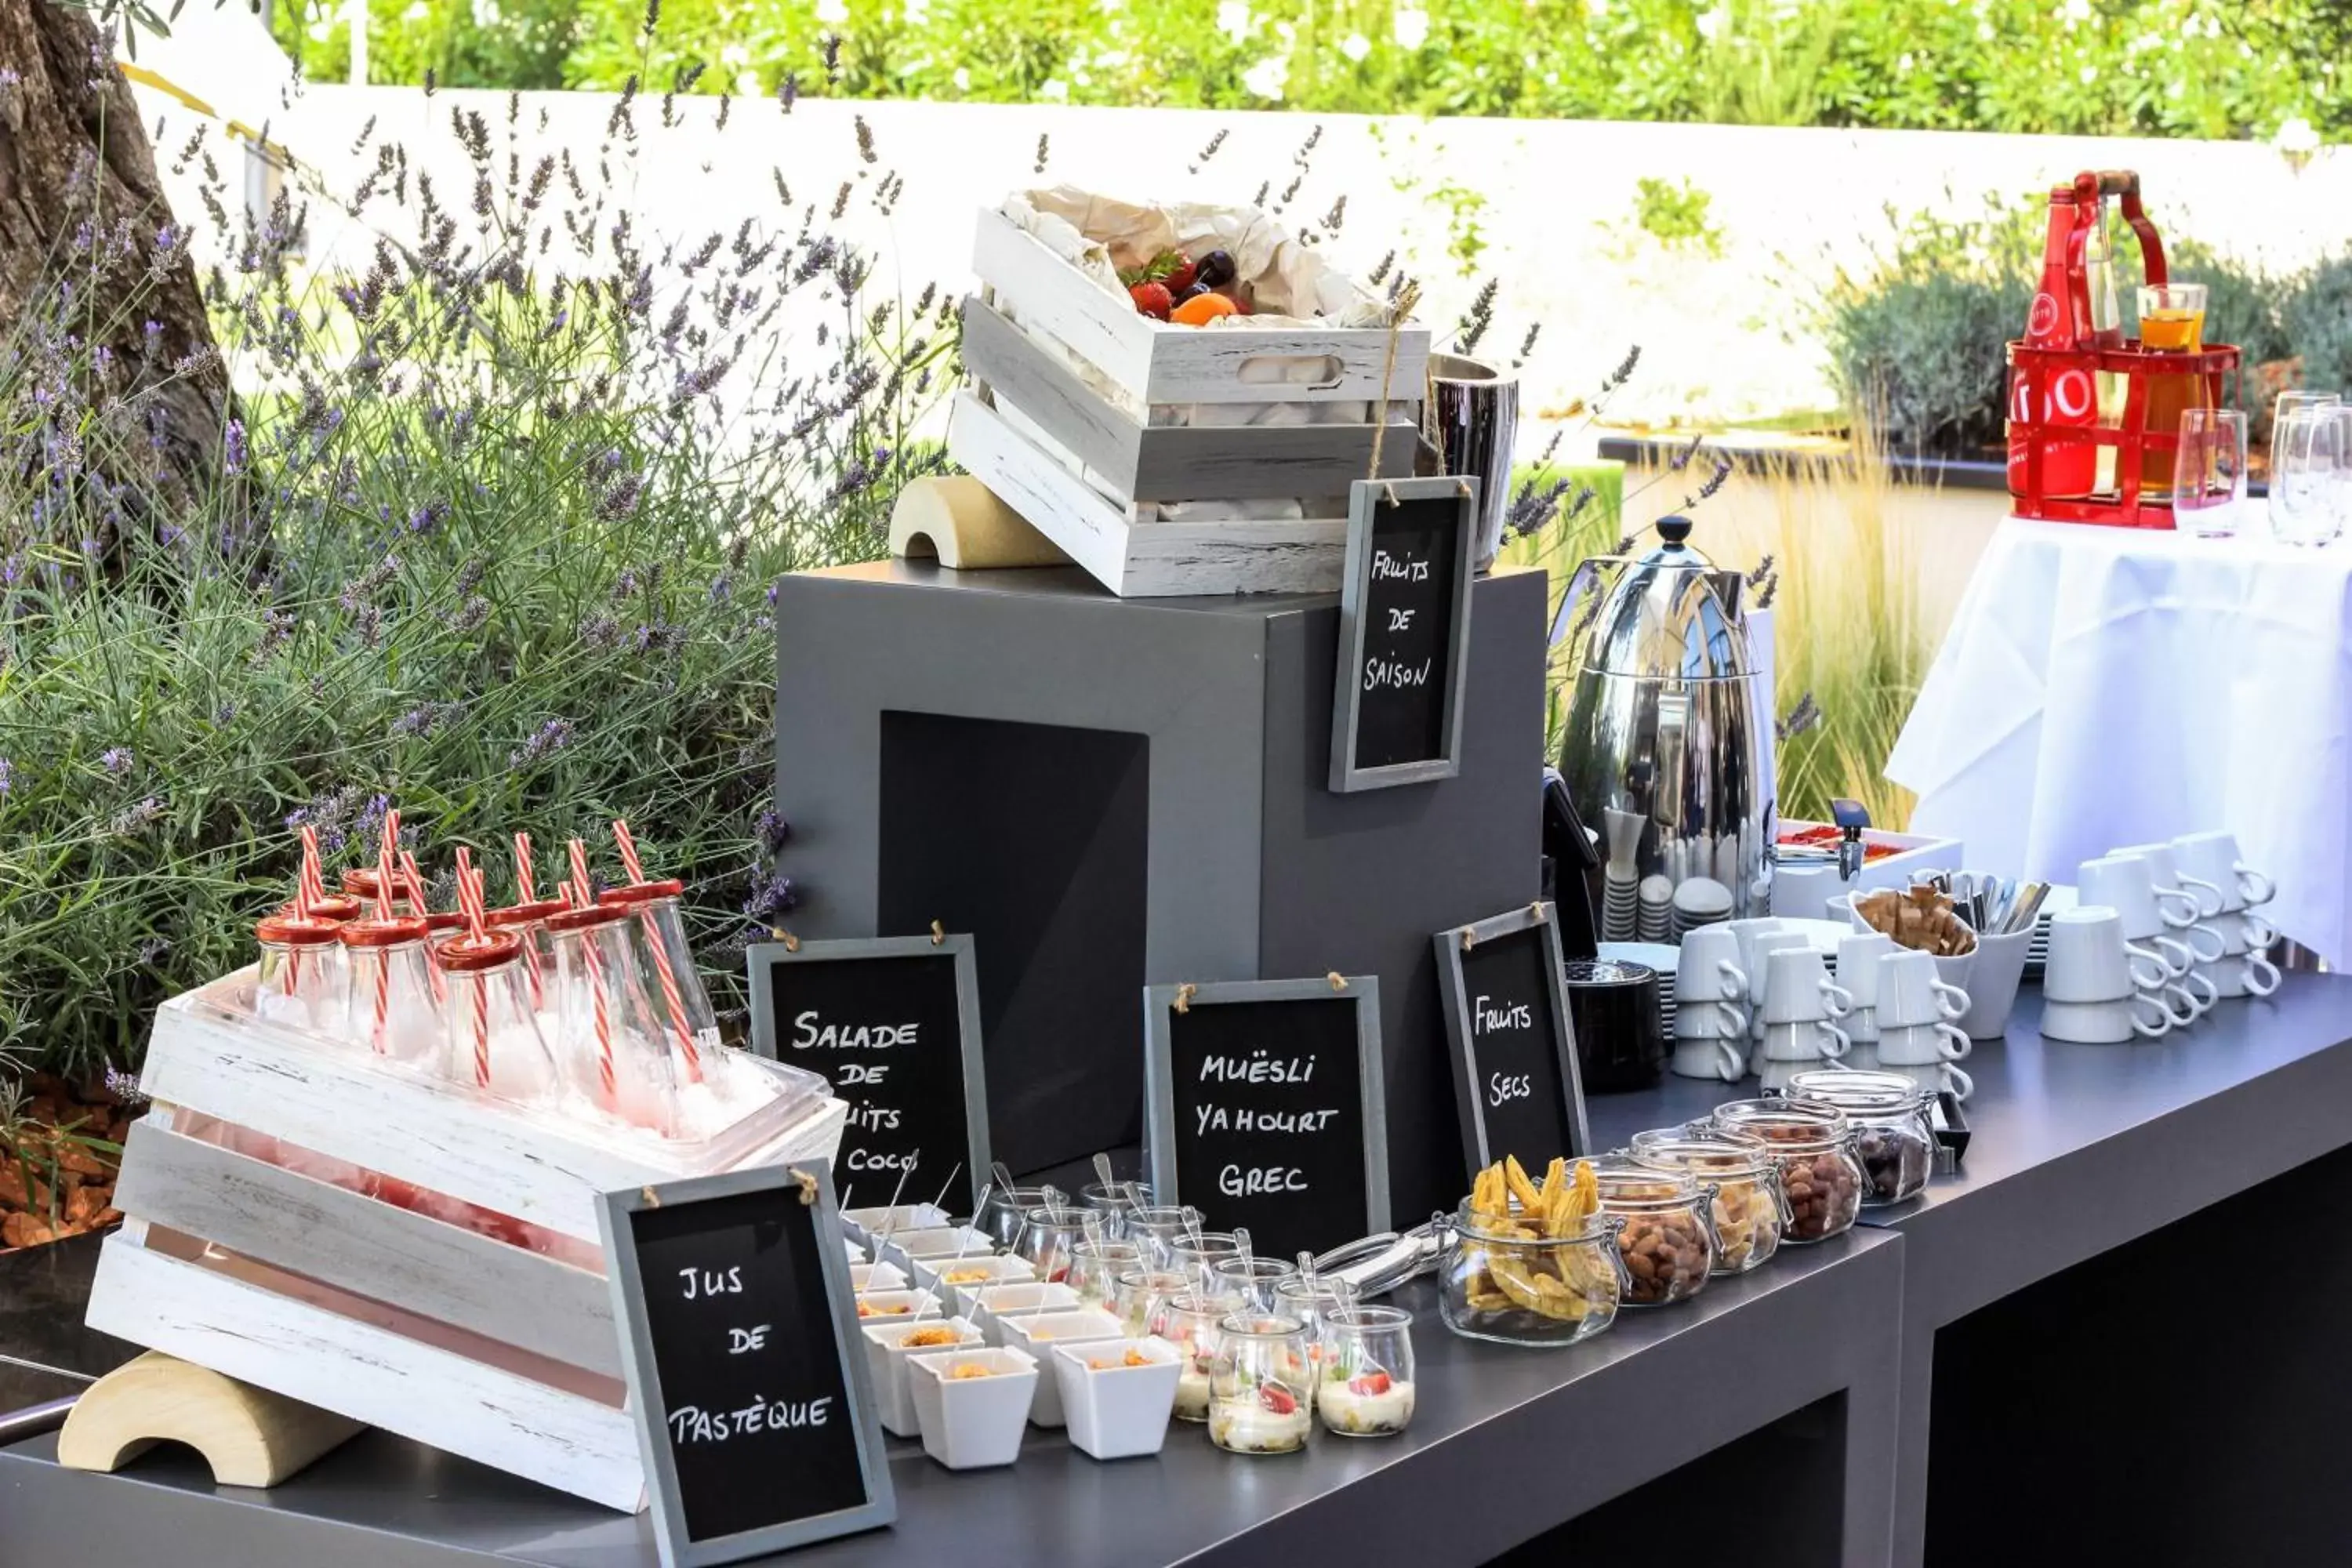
[0, 74, 949, 1077]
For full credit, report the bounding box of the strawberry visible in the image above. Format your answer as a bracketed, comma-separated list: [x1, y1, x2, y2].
[1348, 1371, 1392, 1397]
[1129, 281, 1174, 321]
[1161, 250, 1198, 293]
[1258, 1383, 1299, 1416]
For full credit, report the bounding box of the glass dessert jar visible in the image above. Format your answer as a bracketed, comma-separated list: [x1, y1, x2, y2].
[1591, 1154, 1720, 1308]
[1210, 1255, 1298, 1313]
[1316, 1305, 1416, 1438]
[1628, 1128, 1789, 1275]
[977, 1184, 1058, 1250]
[335, 914, 439, 1062]
[1167, 1232, 1243, 1290]
[1784, 1069, 1938, 1207]
[1439, 1203, 1626, 1347]
[254, 912, 347, 1033]
[1123, 1204, 1203, 1269]
[1208, 1312, 1315, 1455]
[1146, 1288, 1240, 1422]
[1014, 1205, 1094, 1285]
[434, 930, 563, 1107]
[1709, 1101, 1864, 1243]
[1065, 1240, 1145, 1311]
[1110, 1267, 1192, 1337]
[1080, 1180, 1152, 1237]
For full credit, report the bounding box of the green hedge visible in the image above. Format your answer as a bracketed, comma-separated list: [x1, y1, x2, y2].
[274, 0, 2346, 140]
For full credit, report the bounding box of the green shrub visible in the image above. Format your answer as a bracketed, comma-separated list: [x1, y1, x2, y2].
[273, 0, 2347, 142]
[2278, 252, 2352, 396]
[0, 83, 945, 1076]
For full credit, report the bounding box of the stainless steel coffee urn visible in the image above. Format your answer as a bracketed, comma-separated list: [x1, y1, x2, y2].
[1556, 515, 1773, 938]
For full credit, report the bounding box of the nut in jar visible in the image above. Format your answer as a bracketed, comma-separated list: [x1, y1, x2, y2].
[1626, 1129, 1788, 1276]
[1707, 1102, 1864, 1244]
[1591, 1155, 1719, 1307]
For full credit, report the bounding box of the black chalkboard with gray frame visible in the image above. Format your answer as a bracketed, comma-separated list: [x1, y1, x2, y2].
[1433, 902, 1591, 1181]
[1329, 475, 1480, 792]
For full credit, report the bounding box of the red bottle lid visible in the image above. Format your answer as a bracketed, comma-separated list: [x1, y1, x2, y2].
[546, 903, 630, 937]
[434, 931, 524, 973]
[600, 878, 686, 907]
[488, 898, 570, 929]
[256, 913, 344, 948]
[337, 916, 432, 949]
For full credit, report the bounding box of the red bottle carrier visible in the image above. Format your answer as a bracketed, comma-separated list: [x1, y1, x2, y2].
[2005, 170, 2240, 529]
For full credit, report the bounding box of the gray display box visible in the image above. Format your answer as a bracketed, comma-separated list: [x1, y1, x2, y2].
[772, 560, 1545, 1222]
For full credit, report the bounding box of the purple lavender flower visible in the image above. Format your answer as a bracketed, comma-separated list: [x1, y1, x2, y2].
[754, 808, 791, 854]
[223, 417, 247, 476]
[100, 746, 135, 777]
[111, 795, 165, 836]
[510, 719, 576, 767]
[0, 757, 13, 794]
[353, 793, 393, 849]
[742, 867, 798, 920]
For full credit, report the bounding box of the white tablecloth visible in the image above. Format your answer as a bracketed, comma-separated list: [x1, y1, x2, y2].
[1886, 513, 2352, 967]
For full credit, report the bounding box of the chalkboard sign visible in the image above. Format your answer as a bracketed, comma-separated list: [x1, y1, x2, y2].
[598, 1164, 895, 1567]
[1328, 476, 1479, 793]
[1142, 975, 1388, 1258]
[746, 935, 989, 1218]
[1433, 902, 1592, 1181]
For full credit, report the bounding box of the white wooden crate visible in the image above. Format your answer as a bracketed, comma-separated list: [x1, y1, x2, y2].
[86, 974, 846, 1510]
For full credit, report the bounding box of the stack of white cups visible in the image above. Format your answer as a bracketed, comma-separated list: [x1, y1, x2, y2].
[1669, 926, 1748, 1083]
[1745, 929, 1818, 1076]
[2041, 906, 2174, 1043]
[2168, 829, 2283, 999]
[1869, 949, 1974, 1101]
[2078, 855, 2209, 1028]
[1754, 946, 1852, 1091]
[1832, 931, 1896, 1067]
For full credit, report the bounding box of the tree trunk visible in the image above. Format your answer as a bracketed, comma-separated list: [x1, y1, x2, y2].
[0, 0, 229, 521]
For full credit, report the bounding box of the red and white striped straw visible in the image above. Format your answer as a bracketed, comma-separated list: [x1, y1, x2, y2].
[610, 820, 701, 1080]
[455, 850, 492, 1087]
[510, 833, 546, 1007]
[402, 847, 448, 1004]
[514, 832, 537, 904]
[567, 837, 594, 909]
[299, 824, 327, 909]
[563, 840, 620, 1100]
[371, 808, 401, 1051]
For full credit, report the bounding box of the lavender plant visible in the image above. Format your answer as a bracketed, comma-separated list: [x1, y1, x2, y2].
[0, 71, 949, 1076]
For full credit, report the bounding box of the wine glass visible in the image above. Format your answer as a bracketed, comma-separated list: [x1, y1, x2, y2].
[2174, 407, 2247, 539]
[2271, 408, 2343, 546]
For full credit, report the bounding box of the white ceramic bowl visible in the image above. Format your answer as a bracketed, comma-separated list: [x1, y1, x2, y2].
[907, 1346, 1040, 1470]
[995, 1308, 1127, 1427]
[860, 1315, 983, 1437]
[1051, 1338, 1183, 1461]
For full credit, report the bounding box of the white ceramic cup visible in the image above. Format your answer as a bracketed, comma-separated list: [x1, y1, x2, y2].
[1726, 917, 1787, 981]
[2199, 921, 2283, 999]
[1875, 1018, 1970, 1066]
[1671, 1036, 1744, 1083]
[1956, 927, 2031, 1040]
[1675, 926, 1749, 1004]
[2078, 854, 2202, 955]
[2042, 993, 2171, 1043]
[2169, 829, 2275, 913]
[2042, 906, 2169, 1004]
[2109, 843, 2228, 964]
[1761, 1017, 1849, 1063]
[1876, 1058, 1975, 1103]
[1746, 931, 1818, 1069]
[1761, 946, 1854, 1025]
[1833, 932, 1895, 1008]
[1875, 949, 1969, 1029]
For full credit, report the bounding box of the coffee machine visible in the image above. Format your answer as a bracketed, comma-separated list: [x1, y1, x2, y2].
[1555, 515, 1772, 937]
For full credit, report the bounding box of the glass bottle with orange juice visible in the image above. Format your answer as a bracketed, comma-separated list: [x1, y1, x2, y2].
[2136, 281, 2212, 500]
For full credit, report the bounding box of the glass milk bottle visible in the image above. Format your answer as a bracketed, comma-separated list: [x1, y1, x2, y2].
[599, 877, 718, 1080]
[546, 902, 683, 1134]
[433, 929, 562, 1107]
[253, 912, 347, 1033]
[336, 914, 441, 1062]
[487, 897, 568, 1035]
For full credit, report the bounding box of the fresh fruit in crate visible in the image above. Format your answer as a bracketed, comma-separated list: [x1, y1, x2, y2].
[1172, 292, 1239, 325]
[1127, 281, 1174, 321]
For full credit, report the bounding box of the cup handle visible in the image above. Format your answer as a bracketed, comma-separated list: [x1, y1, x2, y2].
[1717, 999, 1748, 1037]
[1718, 959, 1748, 1000]
[2185, 922, 2227, 964]
[1930, 980, 1969, 1020]
[2239, 913, 2278, 951]
[2123, 942, 2169, 992]
[2177, 871, 2227, 920]
[2243, 949, 2283, 997]
[2180, 968, 2219, 1014]
[1714, 1037, 1744, 1082]
[2154, 884, 2202, 928]
[1819, 979, 1855, 1019]
[1817, 1019, 1849, 1058]
[2157, 981, 2199, 1028]
[2129, 992, 2172, 1038]
[2150, 933, 2194, 978]
[2235, 863, 2275, 907]
[1937, 1023, 1971, 1062]
[1943, 1062, 1974, 1102]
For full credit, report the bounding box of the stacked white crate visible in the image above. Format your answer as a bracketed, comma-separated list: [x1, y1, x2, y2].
[951, 205, 1431, 597]
[85, 972, 845, 1510]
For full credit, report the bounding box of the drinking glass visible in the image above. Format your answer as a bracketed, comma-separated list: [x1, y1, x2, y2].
[2272, 389, 2341, 434]
[2173, 407, 2247, 539]
[2136, 281, 2209, 500]
[2273, 407, 2345, 546]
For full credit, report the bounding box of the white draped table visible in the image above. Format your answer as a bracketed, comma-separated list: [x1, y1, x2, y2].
[1886, 513, 2352, 967]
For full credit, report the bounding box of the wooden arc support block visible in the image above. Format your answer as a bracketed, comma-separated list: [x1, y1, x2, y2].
[888, 475, 1072, 570]
[57, 1350, 365, 1487]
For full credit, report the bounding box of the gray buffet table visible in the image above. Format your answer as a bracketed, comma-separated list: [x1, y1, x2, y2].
[7, 973, 2352, 1566]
